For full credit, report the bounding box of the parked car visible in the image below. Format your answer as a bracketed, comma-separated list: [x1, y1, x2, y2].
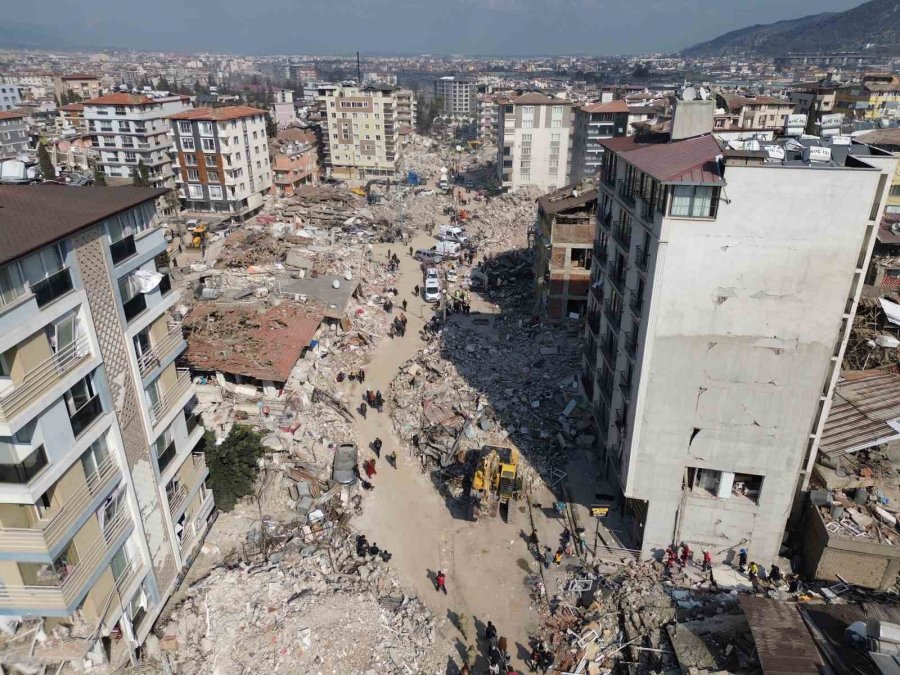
[332, 443, 359, 485]
[425, 267, 439, 281]
[432, 241, 462, 259]
[446, 266, 458, 283]
[415, 248, 444, 264]
[417, 188, 435, 196]
[424, 278, 441, 303]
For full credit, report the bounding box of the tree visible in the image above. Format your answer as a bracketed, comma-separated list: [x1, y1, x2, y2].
[93, 169, 107, 186]
[37, 143, 56, 180]
[417, 96, 443, 134]
[133, 159, 150, 187]
[203, 426, 265, 511]
[265, 112, 278, 138]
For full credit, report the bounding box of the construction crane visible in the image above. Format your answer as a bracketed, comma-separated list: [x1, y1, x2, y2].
[468, 445, 521, 523]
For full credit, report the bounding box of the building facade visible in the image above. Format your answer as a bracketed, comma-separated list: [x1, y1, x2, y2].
[570, 101, 629, 183]
[497, 93, 573, 192]
[61, 75, 102, 101]
[714, 93, 794, 130]
[434, 77, 477, 119]
[532, 184, 598, 320]
[395, 89, 417, 130]
[0, 186, 214, 669]
[169, 106, 273, 218]
[582, 121, 897, 567]
[320, 84, 401, 181]
[271, 131, 319, 196]
[58, 103, 87, 135]
[835, 74, 900, 122]
[0, 84, 23, 112]
[83, 93, 191, 189]
[0, 111, 29, 159]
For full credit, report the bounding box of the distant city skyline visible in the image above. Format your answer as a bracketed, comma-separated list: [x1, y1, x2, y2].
[3, 0, 863, 57]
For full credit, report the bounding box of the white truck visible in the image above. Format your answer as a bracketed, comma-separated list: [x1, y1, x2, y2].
[432, 241, 462, 259]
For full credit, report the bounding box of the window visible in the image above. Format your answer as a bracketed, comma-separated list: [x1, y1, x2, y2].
[65, 374, 102, 437]
[571, 247, 592, 269]
[521, 171, 531, 181]
[178, 121, 192, 135]
[522, 119, 533, 129]
[153, 426, 176, 472]
[521, 134, 532, 143]
[201, 138, 215, 152]
[124, 152, 136, 163]
[187, 169, 200, 181]
[181, 137, 195, 151]
[521, 106, 534, 117]
[187, 184, 203, 199]
[207, 170, 220, 183]
[110, 537, 137, 584]
[118, 121, 130, 132]
[521, 146, 531, 157]
[184, 153, 197, 166]
[670, 186, 720, 218]
[209, 185, 224, 200]
[80, 434, 110, 483]
[204, 154, 216, 166]
[0, 261, 26, 307]
[0, 446, 48, 484]
[198, 121, 213, 136]
[551, 119, 562, 128]
[686, 467, 763, 504]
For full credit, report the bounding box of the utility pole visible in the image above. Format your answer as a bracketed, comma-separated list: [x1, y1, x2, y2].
[356, 51, 362, 86]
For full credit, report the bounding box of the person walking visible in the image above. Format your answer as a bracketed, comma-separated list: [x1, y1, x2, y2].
[748, 561, 759, 581]
[373, 437, 382, 457]
[414, 284, 420, 297]
[386, 451, 397, 468]
[738, 548, 748, 572]
[359, 401, 367, 418]
[543, 546, 553, 569]
[402, 298, 408, 312]
[358, 369, 365, 384]
[363, 459, 376, 480]
[553, 548, 563, 566]
[702, 550, 712, 572]
[484, 621, 498, 642]
[435, 570, 447, 594]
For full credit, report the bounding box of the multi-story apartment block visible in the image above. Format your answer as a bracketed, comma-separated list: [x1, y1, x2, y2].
[570, 101, 629, 182]
[271, 130, 319, 196]
[395, 89, 417, 130]
[169, 106, 273, 218]
[0, 84, 23, 112]
[497, 93, 573, 192]
[714, 93, 794, 130]
[61, 74, 102, 101]
[835, 74, 900, 122]
[434, 77, 478, 119]
[789, 80, 840, 129]
[0, 186, 214, 669]
[58, 103, 87, 135]
[0, 111, 29, 160]
[83, 93, 191, 189]
[271, 89, 297, 129]
[581, 100, 897, 567]
[0, 74, 62, 102]
[532, 183, 597, 320]
[320, 84, 401, 181]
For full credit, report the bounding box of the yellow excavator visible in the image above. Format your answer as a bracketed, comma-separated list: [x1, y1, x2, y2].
[186, 220, 208, 248]
[468, 445, 521, 523]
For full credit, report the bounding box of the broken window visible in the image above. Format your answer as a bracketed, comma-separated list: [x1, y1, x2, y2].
[733, 473, 763, 504]
[686, 467, 763, 504]
[569, 247, 592, 270]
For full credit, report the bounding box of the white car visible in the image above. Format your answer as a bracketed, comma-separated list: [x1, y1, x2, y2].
[425, 267, 439, 281]
[424, 278, 441, 303]
[418, 188, 435, 196]
[446, 266, 458, 283]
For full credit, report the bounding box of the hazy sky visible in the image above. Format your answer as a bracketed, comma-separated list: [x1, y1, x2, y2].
[4, 0, 863, 56]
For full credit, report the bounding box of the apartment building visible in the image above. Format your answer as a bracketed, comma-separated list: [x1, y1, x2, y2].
[714, 93, 794, 130]
[570, 101, 629, 182]
[271, 89, 297, 129]
[0, 84, 23, 112]
[395, 89, 417, 129]
[271, 130, 319, 196]
[532, 183, 597, 320]
[58, 103, 87, 135]
[581, 100, 897, 566]
[789, 80, 840, 129]
[0, 111, 29, 160]
[497, 93, 573, 192]
[83, 93, 191, 189]
[0, 74, 61, 101]
[61, 74, 101, 101]
[320, 84, 401, 181]
[169, 106, 273, 218]
[0, 186, 213, 669]
[434, 76, 477, 119]
[835, 74, 900, 122]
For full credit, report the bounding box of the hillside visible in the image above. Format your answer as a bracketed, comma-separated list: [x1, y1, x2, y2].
[682, 0, 900, 56]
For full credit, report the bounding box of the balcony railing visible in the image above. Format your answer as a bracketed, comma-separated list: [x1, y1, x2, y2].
[587, 310, 601, 335]
[624, 333, 638, 360]
[606, 261, 627, 293]
[630, 294, 644, 318]
[598, 209, 612, 229]
[602, 168, 616, 187]
[31, 268, 74, 308]
[109, 235, 137, 264]
[168, 485, 188, 517]
[604, 301, 622, 332]
[640, 199, 654, 221]
[598, 372, 614, 402]
[0, 335, 93, 424]
[601, 337, 617, 365]
[635, 246, 649, 272]
[593, 240, 608, 265]
[150, 370, 192, 426]
[617, 179, 636, 205]
[0, 511, 132, 612]
[137, 323, 184, 378]
[70, 395, 103, 437]
[612, 223, 632, 250]
[0, 457, 120, 554]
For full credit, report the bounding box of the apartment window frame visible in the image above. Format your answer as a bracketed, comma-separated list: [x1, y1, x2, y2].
[198, 121, 214, 137]
[181, 137, 195, 151]
[0, 445, 48, 484]
[187, 184, 203, 200]
[208, 185, 224, 200]
[178, 121, 192, 135]
[669, 185, 720, 219]
[200, 137, 216, 152]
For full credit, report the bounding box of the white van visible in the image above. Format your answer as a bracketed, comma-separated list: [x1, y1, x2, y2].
[438, 225, 464, 239]
[432, 241, 461, 259]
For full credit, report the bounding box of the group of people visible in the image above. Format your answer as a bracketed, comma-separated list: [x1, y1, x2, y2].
[449, 288, 472, 315]
[389, 313, 408, 337]
[355, 534, 392, 562]
[664, 543, 713, 573]
[386, 250, 400, 272]
[526, 638, 554, 673]
[360, 389, 384, 417]
[535, 527, 579, 569]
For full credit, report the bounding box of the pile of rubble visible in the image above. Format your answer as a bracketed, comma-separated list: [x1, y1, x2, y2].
[843, 296, 900, 370]
[153, 537, 446, 674]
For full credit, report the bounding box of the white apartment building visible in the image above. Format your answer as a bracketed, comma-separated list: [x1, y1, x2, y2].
[582, 101, 897, 567]
[320, 84, 401, 181]
[434, 76, 477, 119]
[83, 93, 191, 190]
[168, 106, 273, 219]
[0, 84, 23, 112]
[497, 93, 573, 192]
[0, 186, 214, 670]
[395, 88, 417, 130]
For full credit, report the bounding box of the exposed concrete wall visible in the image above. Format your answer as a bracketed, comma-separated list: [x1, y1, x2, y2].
[626, 163, 888, 565]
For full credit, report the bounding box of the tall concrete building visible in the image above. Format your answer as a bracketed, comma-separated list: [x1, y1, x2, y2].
[169, 106, 273, 219]
[581, 103, 897, 566]
[497, 93, 573, 192]
[395, 89, 417, 130]
[320, 84, 401, 181]
[434, 77, 477, 119]
[0, 111, 29, 159]
[83, 93, 191, 190]
[570, 100, 629, 182]
[0, 84, 23, 112]
[0, 186, 213, 669]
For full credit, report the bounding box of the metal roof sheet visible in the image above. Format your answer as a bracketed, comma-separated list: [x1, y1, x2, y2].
[739, 597, 823, 675]
[820, 370, 900, 457]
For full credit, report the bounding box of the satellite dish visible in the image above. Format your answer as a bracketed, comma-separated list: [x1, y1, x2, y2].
[682, 86, 697, 102]
[745, 139, 760, 151]
[699, 87, 709, 101]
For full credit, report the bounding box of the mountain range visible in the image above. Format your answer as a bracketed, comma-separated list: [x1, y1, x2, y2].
[682, 0, 900, 57]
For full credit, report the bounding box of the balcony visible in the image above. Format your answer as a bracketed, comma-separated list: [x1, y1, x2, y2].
[600, 336, 617, 365]
[617, 179, 635, 205]
[0, 457, 120, 555]
[635, 246, 649, 273]
[31, 268, 74, 308]
[604, 300, 622, 332]
[612, 223, 632, 250]
[640, 199, 654, 221]
[593, 240, 608, 264]
[630, 294, 644, 318]
[587, 310, 601, 335]
[624, 333, 638, 360]
[0, 511, 132, 613]
[602, 167, 616, 188]
[70, 395, 103, 437]
[150, 370, 192, 427]
[110, 235, 137, 265]
[137, 323, 185, 378]
[598, 371, 614, 402]
[606, 261, 627, 293]
[0, 335, 93, 425]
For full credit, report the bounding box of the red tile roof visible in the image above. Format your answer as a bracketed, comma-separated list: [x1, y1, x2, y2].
[0, 110, 27, 120]
[168, 106, 266, 121]
[84, 93, 156, 106]
[581, 100, 629, 114]
[60, 103, 84, 112]
[513, 93, 570, 106]
[603, 134, 724, 185]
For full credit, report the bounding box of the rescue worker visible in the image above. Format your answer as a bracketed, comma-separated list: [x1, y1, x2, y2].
[435, 570, 447, 594]
[748, 561, 759, 581]
[702, 550, 712, 572]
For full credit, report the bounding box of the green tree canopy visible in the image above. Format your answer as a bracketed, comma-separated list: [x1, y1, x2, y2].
[203, 426, 265, 512]
[37, 143, 55, 180]
[133, 159, 150, 187]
